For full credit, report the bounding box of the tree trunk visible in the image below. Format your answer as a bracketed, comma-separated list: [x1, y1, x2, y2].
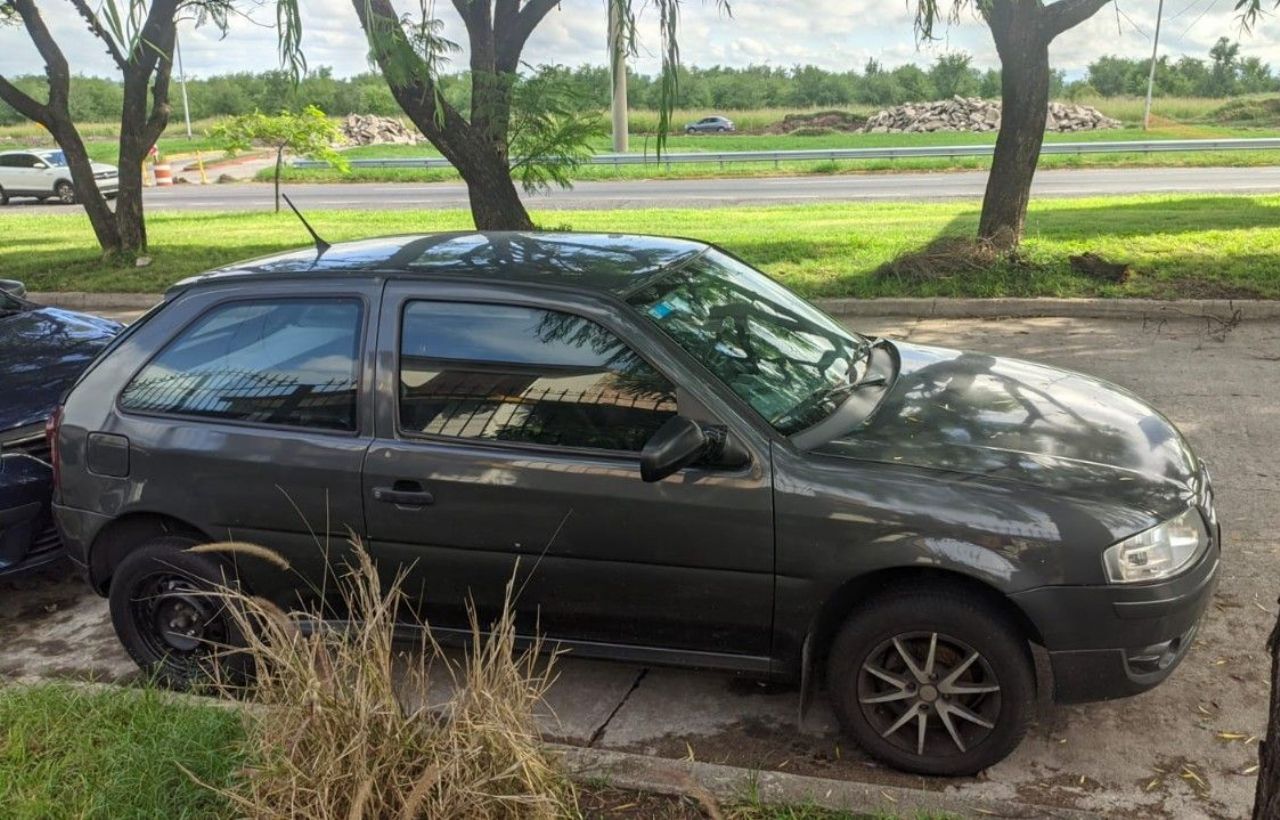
[275, 146, 284, 214]
[457, 151, 534, 231]
[44, 114, 120, 251]
[979, 1, 1051, 249]
[1255, 601, 1280, 819]
[112, 5, 175, 257]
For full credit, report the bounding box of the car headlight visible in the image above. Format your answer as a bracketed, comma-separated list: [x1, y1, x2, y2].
[1103, 508, 1210, 584]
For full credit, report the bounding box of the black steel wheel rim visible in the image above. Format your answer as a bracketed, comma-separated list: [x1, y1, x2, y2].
[129, 571, 229, 672]
[856, 631, 1002, 759]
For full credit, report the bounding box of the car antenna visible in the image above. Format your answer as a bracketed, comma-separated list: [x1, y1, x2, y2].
[281, 193, 331, 256]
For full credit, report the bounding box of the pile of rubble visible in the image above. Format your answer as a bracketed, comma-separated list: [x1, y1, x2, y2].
[862, 96, 1120, 134]
[340, 114, 424, 146]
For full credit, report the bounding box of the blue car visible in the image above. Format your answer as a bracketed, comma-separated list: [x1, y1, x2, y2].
[0, 283, 121, 576]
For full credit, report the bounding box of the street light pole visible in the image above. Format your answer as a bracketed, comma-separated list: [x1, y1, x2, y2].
[176, 29, 193, 139]
[609, 0, 629, 153]
[1143, 0, 1164, 131]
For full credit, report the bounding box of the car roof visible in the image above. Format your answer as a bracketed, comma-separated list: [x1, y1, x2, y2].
[171, 231, 710, 297]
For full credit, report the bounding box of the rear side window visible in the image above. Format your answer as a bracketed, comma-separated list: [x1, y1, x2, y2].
[399, 301, 677, 452]
[119, 299, 362, 432]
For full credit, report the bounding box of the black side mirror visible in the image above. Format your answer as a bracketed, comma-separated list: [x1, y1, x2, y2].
[0, 280, 25, 298]
[641, 416, 707, 483]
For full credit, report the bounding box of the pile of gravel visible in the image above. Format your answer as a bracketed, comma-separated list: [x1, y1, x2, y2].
[863, 96, 1121, 134]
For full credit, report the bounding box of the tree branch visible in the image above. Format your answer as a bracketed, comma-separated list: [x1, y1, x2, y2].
[1042, 0, 1113, 38]
[0, 74, 50, 125]
[141, 22, 175, 147]
[67, 0, 128, 71]
[351, 0, 473, 160]
[8, 0, 70, 112]
[500, 0, 559, 62]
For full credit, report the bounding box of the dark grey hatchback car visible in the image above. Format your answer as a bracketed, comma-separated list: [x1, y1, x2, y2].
[52, 232, 1220, 775]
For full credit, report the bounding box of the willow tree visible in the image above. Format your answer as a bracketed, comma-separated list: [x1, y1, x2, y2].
[350, 0, 727, 231]
[0, 1, 299, 257]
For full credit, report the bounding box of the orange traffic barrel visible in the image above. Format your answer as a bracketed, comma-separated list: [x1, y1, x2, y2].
[154, 163, 173, 187]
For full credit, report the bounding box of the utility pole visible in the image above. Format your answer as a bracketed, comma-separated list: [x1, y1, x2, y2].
[176, 29, 193, 139]
[609, 0, 629, 153]
[1143, 0, 1164, 131]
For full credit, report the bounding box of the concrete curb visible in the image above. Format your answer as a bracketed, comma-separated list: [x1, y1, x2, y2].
[31, 290, 1279, 321]
[31, 292, 163, 311]
[553, 744, 1099, 819]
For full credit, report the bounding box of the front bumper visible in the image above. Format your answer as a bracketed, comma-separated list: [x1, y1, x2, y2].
[1011, 529, 1220, 704]
[0, 457, 62, 576]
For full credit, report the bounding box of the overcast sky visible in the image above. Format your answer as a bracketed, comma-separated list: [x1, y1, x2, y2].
[3, 1, 1278, 81]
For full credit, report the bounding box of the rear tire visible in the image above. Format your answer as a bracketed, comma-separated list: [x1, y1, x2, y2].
[54, 181, 75, 205]
[0, 186, 8, 206]
[108, 536, 252, 689]
[825, 585, 1035, 776]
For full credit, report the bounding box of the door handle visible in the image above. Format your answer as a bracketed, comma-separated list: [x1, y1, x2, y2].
[372, 486, 435, 507]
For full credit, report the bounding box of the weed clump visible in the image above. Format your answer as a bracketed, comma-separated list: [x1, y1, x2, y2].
[197, 539, 576, 820]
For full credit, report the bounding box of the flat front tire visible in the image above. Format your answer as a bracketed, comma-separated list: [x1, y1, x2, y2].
[108, 536, 250, 689]
[826, 586, 1035, 776]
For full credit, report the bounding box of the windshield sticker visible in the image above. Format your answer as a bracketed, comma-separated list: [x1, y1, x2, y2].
[648, 302, 675, 320]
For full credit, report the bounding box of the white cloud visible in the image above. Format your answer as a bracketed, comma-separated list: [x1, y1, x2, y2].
[2, 0, 1279, 82]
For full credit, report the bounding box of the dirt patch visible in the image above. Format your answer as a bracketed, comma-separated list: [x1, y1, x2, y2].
[610, 716, 965, 795]
[873, 235, 1036, 285]
[763, 110, 867, 135]
[578, 786, 704, 818]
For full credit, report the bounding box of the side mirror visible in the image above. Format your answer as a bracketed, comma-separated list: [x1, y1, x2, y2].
[0, 279, 25, 298]
[641, 416, 707, 483]
[33, 162, 48, 170]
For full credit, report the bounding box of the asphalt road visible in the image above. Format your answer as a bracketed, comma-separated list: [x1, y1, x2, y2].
[7, 165, 1280, 213]
[3, 310, 1275, 818]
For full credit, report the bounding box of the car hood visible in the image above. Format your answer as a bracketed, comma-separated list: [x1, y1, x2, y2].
[0, 307, 121, 434]
[89, 162, 118, 175]
[813, 341, 1201, 517]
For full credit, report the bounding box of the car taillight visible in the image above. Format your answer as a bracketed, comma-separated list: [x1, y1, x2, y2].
[45, 406, 63, 490]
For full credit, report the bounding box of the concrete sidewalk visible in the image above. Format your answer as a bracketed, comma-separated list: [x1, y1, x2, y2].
[2, 313, 1275, 818]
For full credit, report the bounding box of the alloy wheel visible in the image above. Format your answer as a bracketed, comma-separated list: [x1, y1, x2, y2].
[55, 182, 75, 204]
[857, 631, 1002, 758]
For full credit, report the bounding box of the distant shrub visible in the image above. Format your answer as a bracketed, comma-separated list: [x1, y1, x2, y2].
[1211, 95, 1280, 125]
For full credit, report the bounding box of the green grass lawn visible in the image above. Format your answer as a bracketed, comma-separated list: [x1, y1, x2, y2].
[269, 123, 1280, 185]
[6, 194, 1279, 299]
[0, 684, 241, 819]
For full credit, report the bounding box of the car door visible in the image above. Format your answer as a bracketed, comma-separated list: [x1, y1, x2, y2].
[364, 282, 776, 664]
[102, 283, 380, 605]
[0, 154, 40, 194]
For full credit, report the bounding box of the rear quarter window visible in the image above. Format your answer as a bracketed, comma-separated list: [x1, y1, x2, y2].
[118, 299, 362, 432]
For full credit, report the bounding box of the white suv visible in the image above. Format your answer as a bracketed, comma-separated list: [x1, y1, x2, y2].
[0, 149, 119, 205]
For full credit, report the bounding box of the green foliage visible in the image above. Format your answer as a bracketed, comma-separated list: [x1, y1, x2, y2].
[212, 105, 347, 169]
[508, 73, 606, 192]
[5, 34, 1272, 132]
[1083, 39, 1280, 98]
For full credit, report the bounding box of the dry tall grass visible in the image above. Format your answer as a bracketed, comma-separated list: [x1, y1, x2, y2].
[195, 539, 577, 820]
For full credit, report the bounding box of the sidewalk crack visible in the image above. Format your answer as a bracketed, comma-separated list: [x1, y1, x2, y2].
[587, 668, 647, 748]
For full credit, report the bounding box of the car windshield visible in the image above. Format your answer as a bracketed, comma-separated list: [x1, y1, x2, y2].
[40, 151, 68, 166]
[628, 249, 870, 435]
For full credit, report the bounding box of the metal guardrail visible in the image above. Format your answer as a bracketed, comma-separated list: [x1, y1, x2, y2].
[294, 137, 1280, 170]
